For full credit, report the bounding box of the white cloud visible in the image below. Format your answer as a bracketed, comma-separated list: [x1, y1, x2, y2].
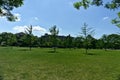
[0, 16, 5, 19]
[13, 25, 47, 34]
[14, 13, 21, 22]
[33, 26, 46, 32]
[13, 26, 27, 32]
[34, 17, 39, 21]
[103, 17, 109, 20]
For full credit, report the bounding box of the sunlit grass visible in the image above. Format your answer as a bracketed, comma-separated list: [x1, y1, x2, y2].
[0, 47, 120, 80]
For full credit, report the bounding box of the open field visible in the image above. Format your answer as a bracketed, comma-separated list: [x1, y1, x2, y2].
[0, 47, 120, 80]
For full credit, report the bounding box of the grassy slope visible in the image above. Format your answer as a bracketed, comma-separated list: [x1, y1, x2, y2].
[0, 47, 120, 80]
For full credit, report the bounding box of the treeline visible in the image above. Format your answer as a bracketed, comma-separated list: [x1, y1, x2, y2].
[0, 32, 120, 49]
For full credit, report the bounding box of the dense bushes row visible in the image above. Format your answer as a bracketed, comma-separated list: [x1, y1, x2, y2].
[0, 32, 120, 49]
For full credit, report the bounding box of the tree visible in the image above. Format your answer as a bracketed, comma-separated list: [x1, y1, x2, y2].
[80, 23, 94, 54]
[96, 39, 104, 49]
[86, 35, 97, 49]
[0, 32, 8, 46]
[40, 33, 53, 47]
[101, 34, 108, 51]
[25, 25, 33, 51]
[107, 34, 120, 49]
[15, 32, 26, 47]
[6, 33, 17, 47]
[74, 0, 120, 28]
[73, 36, 84, 48]
[0, 0, 23, 21]
[49, 25, 59, 52]
[65, 34, 73, 48]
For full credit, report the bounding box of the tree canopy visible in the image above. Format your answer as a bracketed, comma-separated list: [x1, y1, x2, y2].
[25, 25, 33, 51]
[80, 23, 95, 54]
[0, 0, 24, 21]
[74, 0, 120, 28]
[49, 25, 59, 52]
[0, 32, 120, 49]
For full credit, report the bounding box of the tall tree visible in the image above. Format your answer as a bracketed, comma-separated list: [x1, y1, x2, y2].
[73, 36, 84, 48]
[25, 25, 33, 51]
[7, 33, 17, 47]
[86, 35, 97, 49]
[15, 32, 26, 47]
[80, 23, 94, 54]
[65, 34, 73, 48]
[101, 34, 108, 51]
[107, 34, 120, 49]
[74, 0, 120, 28]
[49, 25, 59, 52]
[0, 0, 23, 21]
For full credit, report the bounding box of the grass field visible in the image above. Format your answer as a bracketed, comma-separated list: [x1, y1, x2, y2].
[0, 47, 120, 80]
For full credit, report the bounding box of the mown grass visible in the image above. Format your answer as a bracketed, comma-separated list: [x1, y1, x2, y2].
[0, 47, 120, 80]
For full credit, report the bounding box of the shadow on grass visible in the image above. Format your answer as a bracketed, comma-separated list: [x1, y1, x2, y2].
[116, 75, 120, 80]
[48, 51, 55, 53]
[0, 75, 3, 80]
[85, 53, 98, 56]
[47, 51, 59, 53]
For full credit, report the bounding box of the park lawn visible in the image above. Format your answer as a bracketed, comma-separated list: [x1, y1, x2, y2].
[0, 47, 120, 80]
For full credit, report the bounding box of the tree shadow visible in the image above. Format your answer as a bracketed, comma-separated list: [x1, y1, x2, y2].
[48, 51, 56, 53]
[86, 52, 98, 56]
[116, 74, 120, 80]
[0, 75, 3, 80]
[47, 50, 59, 53]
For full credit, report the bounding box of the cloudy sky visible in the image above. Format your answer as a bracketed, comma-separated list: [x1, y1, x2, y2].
[0, 0, 119, 38]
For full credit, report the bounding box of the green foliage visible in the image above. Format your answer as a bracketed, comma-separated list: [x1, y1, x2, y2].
[49, 25, 59, 52]
[73, 2, 82, 9]
[118, 12, 120, 18]
[64, 34, 73, 48]
[74, 0, 120, 28]
[0, 0, 23, 21]
[92, 0, 103, 6]
[74, 0, 120, 10]
[73, 0, 90, 9]
[73, 36, 84, 48]
[112, 12, 120, 28]
[0, 32, 120, 49]
[25, 25, 33, 51]
[49, 25, 59, 36]
[101, 34, 108, 50]
[80, 23, 95, 54]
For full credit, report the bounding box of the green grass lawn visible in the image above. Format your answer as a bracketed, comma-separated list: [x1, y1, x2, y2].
[0, 47, 120, 80]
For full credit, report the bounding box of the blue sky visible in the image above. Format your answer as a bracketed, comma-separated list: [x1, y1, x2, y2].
[0, 0, 119, 38]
